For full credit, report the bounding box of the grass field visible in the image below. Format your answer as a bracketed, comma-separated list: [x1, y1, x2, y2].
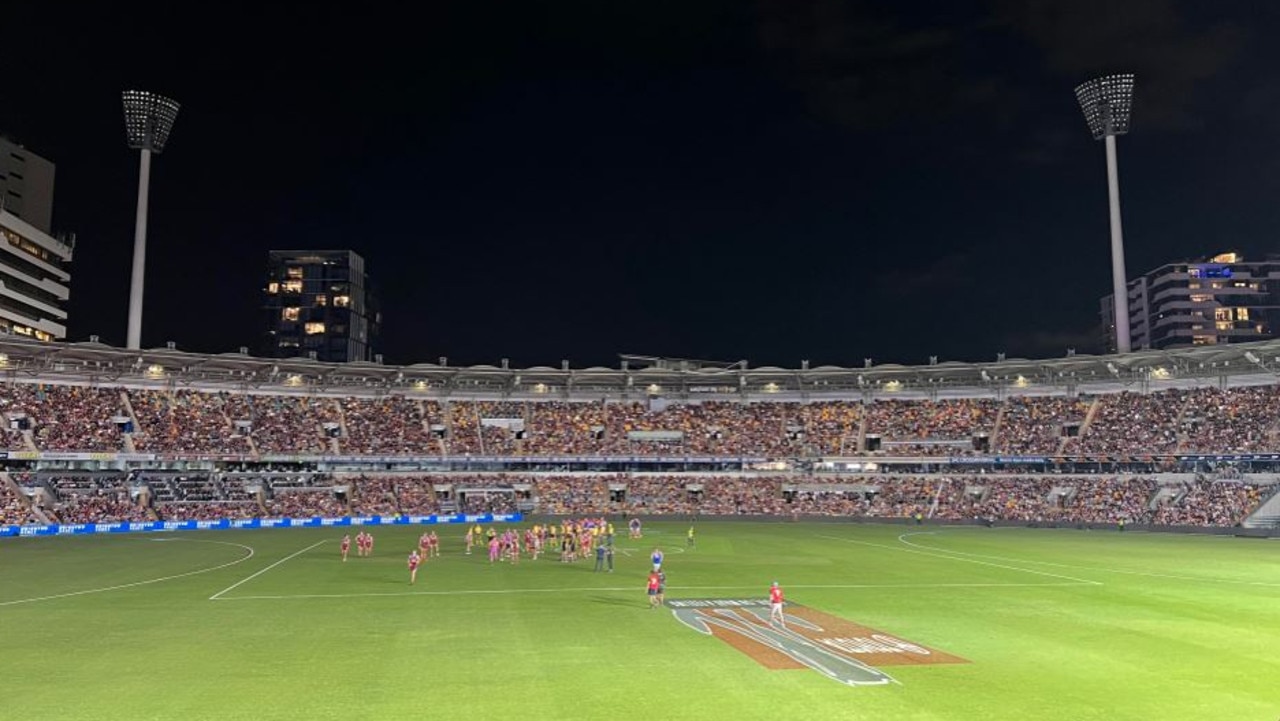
[2, 521, 1277, 720]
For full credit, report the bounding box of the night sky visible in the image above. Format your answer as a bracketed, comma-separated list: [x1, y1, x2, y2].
[3, 1, 1275, 368]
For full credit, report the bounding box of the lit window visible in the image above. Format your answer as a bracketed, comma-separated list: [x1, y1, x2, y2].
[1236, 307, 1250, 321]
[1214, 308, 1231, 321]
[314, 294, 327, 306]
[279, 339, 299, 348]
[333, 295, 351, 307]
[1188, 267, 1202, 278]
[286, 267, 303, 279]
[1192, 335, 1216, 346]
[1216, 321, 1232, 331]
[1187, 282, 1200, 289]
[1189, 294, 1211, 303]
[267, 282, 279, 294]
[281, 280, 303, 293]
[281, 307, 300, 321]
[304, 322, 326, 335]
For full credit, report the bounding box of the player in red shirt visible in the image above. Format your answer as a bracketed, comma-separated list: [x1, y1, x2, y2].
[769, 581, 786, 628]
[419, 532, 431, 561]
[647, 571, 662, 609]
[366, 532, 375, 556]
[428, 531, 440, 557]
[408, 550, 422, 585]
[340, 534, 351, 562]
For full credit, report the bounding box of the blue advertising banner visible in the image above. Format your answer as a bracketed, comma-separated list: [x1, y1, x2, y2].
[0, 513, 522, 538]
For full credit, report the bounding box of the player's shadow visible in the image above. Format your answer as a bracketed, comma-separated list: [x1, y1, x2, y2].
[589, 595, 642, 607]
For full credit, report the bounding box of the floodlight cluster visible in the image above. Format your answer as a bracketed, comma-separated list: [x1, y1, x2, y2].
[1074, 74, 1135, 140]
[121, 90, 181, 152]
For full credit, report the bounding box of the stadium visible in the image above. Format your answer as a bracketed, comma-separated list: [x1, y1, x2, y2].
[1, 333, 1278, 720]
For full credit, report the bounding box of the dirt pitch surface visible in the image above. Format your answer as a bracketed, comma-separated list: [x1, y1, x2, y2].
[669, 599, 967, 686]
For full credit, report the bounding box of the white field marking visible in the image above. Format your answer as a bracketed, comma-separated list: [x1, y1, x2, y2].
[208, 539, 327, 600]
[0, 540, 255, 607]
[897, 531, 1280, 588]
[211, 580, 1087, 602]
[818, 534, 1104, 586]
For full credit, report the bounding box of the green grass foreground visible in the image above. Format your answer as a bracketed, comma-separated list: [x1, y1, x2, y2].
[1, 521, 1277, 720]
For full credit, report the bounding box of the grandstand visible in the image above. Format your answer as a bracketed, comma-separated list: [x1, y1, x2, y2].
[0, 334, 1277, 532]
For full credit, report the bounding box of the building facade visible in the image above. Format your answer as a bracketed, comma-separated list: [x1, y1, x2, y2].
[0, 209, 72, 341]
[262, 250, 379, 363]
[1102, 251, 1280, 351]
[0, 136, 56, 235]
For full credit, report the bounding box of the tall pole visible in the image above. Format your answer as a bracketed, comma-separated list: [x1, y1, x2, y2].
[1104, 135, 1130, 353]
[126, 148, 152, 350]
[121, 90, 179, 351]
[1074, 74, 1135, 354]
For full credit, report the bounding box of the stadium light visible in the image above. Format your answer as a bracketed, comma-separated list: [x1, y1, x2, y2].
[1074, 74, 1135, 354]
[121, 90, 181, 350]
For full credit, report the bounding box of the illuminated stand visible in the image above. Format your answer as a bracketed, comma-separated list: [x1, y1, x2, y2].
[1075, 74, 1136, 353]
[121, 90, 181, 350]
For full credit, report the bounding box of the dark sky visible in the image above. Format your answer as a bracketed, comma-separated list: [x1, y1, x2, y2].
[3, 1, 1276, 368]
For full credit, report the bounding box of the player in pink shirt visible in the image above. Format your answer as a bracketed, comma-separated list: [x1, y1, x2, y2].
[408, 550, 422, 585]
[769, 581, 786, 628]
[340, 534, 351, 562]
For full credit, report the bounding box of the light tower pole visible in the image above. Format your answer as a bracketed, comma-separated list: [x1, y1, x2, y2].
[121, 90, 180, 350]
[1075, 74, 1136, 353]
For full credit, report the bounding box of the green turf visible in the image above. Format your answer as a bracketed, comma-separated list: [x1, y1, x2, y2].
[1, 522, 1277, 720]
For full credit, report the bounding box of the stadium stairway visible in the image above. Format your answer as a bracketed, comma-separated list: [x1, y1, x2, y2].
[990, 402, 1007, 451]
[1242, 481, 1280, 529]
[332, 398, 349, 454]
[1078, 396, 1103, 437]
[1148, 484, 1182, 512]
[20, 429, 37, 453]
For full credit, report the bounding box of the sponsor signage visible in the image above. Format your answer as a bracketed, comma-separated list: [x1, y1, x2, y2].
[669, 599, 966, 687]
[0, 513, 521, 538]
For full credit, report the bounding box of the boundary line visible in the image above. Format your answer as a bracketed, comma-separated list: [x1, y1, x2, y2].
[896, 530, 1280, 588]
[818, 533, 1104, 586]
[208, 539, 327, 600]
[211, 580, 1088, 602]
[0, 540, 255, 607]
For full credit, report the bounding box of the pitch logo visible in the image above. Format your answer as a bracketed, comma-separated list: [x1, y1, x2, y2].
[669, 599, 967, 687]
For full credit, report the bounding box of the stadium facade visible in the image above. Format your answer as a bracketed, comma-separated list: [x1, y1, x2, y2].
[1102, 251, 1280, 352]
[261, 249, 380, 363]
[3, 334, 1280, 472]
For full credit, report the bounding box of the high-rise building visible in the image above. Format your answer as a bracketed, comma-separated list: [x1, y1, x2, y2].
[0, 135, 70, 342]
[0, 209, 72, 342]
[0, 135, 56, 235]
[1101, 251, 1280, 351]
[262, 250, 379, 363]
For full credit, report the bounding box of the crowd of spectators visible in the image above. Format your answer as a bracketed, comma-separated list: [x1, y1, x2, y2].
[339, 397, 437, 455]
[0, 484, 39, 524]
[4, 470, 1270, 528]
[1152, 480, 1264, 526]
[997, 396, 1092, 455]
[6, 382, 1280, 458]
[864, 399, 1000, 456]
[0, 384, 126, 452]
[221, 395, 337, 454]
[1178, 386, 1280, 454]
[155, 501, 260, 521]
[1066, 391, 1186, 456]
[263, 490, 347, 517]
[131, 390, 250, 454]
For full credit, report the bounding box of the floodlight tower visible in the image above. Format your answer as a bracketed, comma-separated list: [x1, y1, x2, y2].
[121, 90, 180, 350]
[1075, 74, 1135, 354]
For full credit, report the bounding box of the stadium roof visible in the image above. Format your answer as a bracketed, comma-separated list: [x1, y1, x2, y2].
[1, 335, 1278, 398]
